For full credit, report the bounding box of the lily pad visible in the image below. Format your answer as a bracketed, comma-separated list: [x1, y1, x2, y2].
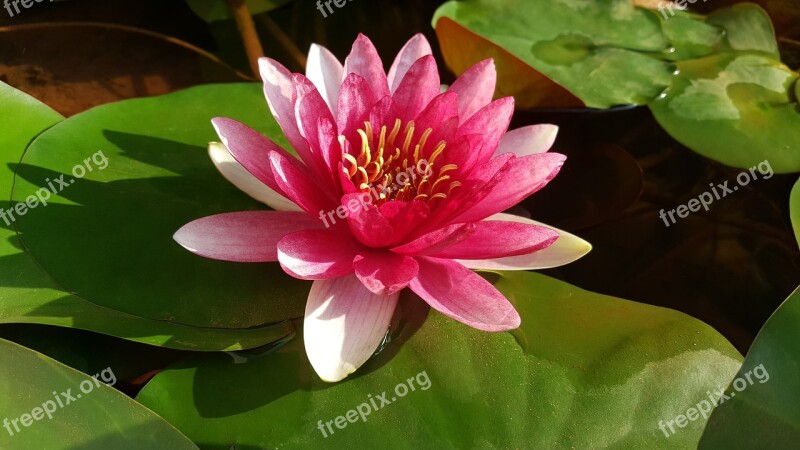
[435, 0, 800, 172]
[0, 338, 197, 449]
[137, 271, 741, 449]
[698, 285, 800, 447]
[433, 0, 675, 109]
[13, 83, 310, 330]
[0, 81, 295, 351]
[649, 52, 800, 173]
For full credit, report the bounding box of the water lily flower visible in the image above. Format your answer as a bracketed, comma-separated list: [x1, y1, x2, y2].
[174, 33, 591, 382]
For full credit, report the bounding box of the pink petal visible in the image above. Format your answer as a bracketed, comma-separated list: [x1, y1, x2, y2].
[315, 116, 342, 188]
[337, 73, 377, 145]
[293, 74, 340, 186]
[458, 213, 591, 270]
[367, 96, 400, 136]
[343, 193, 433, 248]
[353, 250, 419, 295]
[409, 257, 520, 331]
[417, 152, 512, 234]
[448, 59, 496, 124]
[269, 150, 338, 215]
[306, 43, 343, 113]
[341, 193, 395, 248]
[452, 152, 566, 224]
[174, 211, 321, 262]
[376, 200, 430, 243]
[392, 55, 441, 123]
[304, 276, 398, 382]
[387, 33, 433, 93]
[430, 220, 558, 259]
[343, 34, 389, 99]
[443, 133, 484, 179]
[208, 142, 300, 211]
[391, 223, 475, 256]
[494, 124, 559, 158]
[413, 91, 460, 155]
[456, 97, 515, 172]
[258, 57, 310, 156]
[211, 117, 288, 194]
[277, 229, 362, 280]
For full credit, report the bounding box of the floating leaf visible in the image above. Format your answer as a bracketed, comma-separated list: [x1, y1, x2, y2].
[13, 83, 310, 330]
[433, 0, 674, 109]
[138, 271, 741, 449]
[0, 82, 294, 351]
[0, 338, 197, 449]
[699, 285, 800, 447]
[649, 52, 800, 173]
[435, 1, 800, 172]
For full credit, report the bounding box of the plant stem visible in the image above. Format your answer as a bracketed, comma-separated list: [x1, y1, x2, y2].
[225, 0, 264, 78]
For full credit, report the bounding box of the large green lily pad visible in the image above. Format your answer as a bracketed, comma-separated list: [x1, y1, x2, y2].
[137, 271, 741, 449]
[0, 81, 295, 350]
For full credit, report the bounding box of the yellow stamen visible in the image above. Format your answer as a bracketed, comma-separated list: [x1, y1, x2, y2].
[341, 119, 461, 207]
[429, 141, 447, 166]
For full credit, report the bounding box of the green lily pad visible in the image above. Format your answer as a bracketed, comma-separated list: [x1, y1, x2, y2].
[659, 12, 722, 61]
[13, 83, 310, 330]
[435, 1, 800, 173]
[137, 271, 741, 449]
[649, 52, 800, 173]
[791, 177, 800, 246]
[0, 338, 197, 449]
[698, 285, 800, 447]
[0, 81, 295, 350]
[433, 0, 674, 109]
[705, 3, 779, 57]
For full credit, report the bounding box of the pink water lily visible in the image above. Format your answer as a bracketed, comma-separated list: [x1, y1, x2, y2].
[174, 34, 591, 382]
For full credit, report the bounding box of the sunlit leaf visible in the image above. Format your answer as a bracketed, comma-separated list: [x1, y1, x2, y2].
[138, 271, 741, 449]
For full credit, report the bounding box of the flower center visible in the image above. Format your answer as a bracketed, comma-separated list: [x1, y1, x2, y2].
[340, 119, 461, 205]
